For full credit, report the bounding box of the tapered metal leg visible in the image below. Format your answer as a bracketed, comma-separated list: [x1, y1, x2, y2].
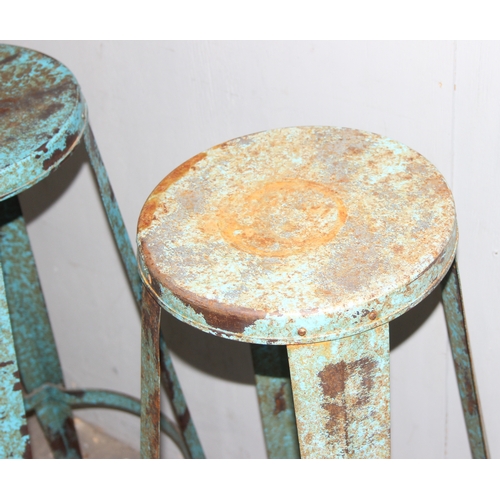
[287, 324, 390, 459]
[441, 260, 488, 459]
[0, 261, 31, 458]
[141, 285, 161, 458]
[251, 345, 300, 458]
[0, 197, 81, 458]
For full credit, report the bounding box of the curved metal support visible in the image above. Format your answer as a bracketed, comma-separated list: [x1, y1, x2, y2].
[24, 384, 190, 458]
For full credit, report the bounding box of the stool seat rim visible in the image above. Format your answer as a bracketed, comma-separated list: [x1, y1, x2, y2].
[137, 126, 457, 344]
[0, 44, 86, 200]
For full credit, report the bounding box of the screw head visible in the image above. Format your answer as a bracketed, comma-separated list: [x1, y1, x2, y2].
[298, 327, 307, 336]
[368, 311, 377, 321]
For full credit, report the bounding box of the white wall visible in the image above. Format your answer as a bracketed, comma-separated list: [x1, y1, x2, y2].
[3, 40, 499, 458]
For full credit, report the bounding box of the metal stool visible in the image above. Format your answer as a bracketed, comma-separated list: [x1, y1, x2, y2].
[137, 126, 487, 459]
[0, 44, 204, 458]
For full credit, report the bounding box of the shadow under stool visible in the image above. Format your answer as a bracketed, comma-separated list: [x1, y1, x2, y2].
[137, 126, 488, 459]
[0, 44, 203, 458]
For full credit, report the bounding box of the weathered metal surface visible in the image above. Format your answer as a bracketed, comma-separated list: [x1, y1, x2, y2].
[159, 334, 205, 458]
[0, 196, 82, 458]
[0, 262, 31, 458]
[23, 383, 190, 458]
[84, 124, 143, 302]
[137, 126, 457, 346]
[141, 285, 161, 459]
[0, 44, 86, 201]
[442, 261, 488, 459]
[84, 123, 204, 457]
[287, 324, 390, 458]
[251, 345, 300, 458]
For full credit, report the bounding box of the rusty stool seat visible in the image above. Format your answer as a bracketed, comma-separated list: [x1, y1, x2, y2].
[0, 44, 203, 458]
[137, 126, 487, 459]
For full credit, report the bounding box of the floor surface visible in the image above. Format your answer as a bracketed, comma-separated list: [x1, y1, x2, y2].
[27, 415, 140, 459]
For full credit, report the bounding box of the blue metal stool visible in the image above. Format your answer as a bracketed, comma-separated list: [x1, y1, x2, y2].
[0, 44, 204, 458]
[137, 126, 487, 458]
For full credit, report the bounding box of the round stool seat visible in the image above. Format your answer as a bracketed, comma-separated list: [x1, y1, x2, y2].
[0, 44, 86, 201]
[137, 126, 457, 345]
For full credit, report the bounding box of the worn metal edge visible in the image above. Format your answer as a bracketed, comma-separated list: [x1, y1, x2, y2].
[0, 98, 87, 201]
[137, 221, 458, 345]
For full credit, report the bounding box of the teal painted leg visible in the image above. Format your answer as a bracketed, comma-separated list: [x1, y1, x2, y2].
[141, 285, 161, 458]
[251, 345, 300, 458]
[441, 260, 488, 459]
[159, 334, 205, 458]
[0, 197, 81, 458]
[287, 324, 390, 459]
[0, 261, 31, 458]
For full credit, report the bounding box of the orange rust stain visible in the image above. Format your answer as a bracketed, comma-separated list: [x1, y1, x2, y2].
[138, 152, 207, 230]
[273, 382, 287, 415]
[212, 140, 230, 150]
[217, 179, 347, 257]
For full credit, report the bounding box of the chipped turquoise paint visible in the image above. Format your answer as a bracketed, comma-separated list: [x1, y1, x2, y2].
[441, 262, 488, 459]
[251, 345, 300, 458]
[287, 324, 390, 459]
[159, 334, 205, 458]
[140, 231, 455, 346]
[138, 127, 458, 345]
[0, 261, 30, 458]
[0, 45, 86, 201]
[138, 126, 485, 459]
[0, 196, 81, 458]
[1, 43, 203, 459]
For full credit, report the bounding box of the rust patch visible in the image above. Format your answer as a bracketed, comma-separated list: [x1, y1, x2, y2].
[138, 152, 207, 230]
[42, 131, 79, 170]
[318, 358, 377, 442]
[273, 382, 287, 415]
[0, 360, 14, 368]
[165, 275, 267, 333]
[218, 179, 347, 257]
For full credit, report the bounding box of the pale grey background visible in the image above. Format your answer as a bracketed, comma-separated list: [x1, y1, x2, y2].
[3, 41, 499, 458]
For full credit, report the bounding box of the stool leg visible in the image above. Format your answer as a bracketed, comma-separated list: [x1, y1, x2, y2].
[159, 334, 205, 458]
[251, 345, 300, 458]
[85, 124, 204, 458]
[287, 324, 390, 459]
[141, 285, 161, 458]
[0, 262, 31, 458]
[0, 197, 81, 458]
[441, 260, 488, 458]
[83, 124, 142, 301]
